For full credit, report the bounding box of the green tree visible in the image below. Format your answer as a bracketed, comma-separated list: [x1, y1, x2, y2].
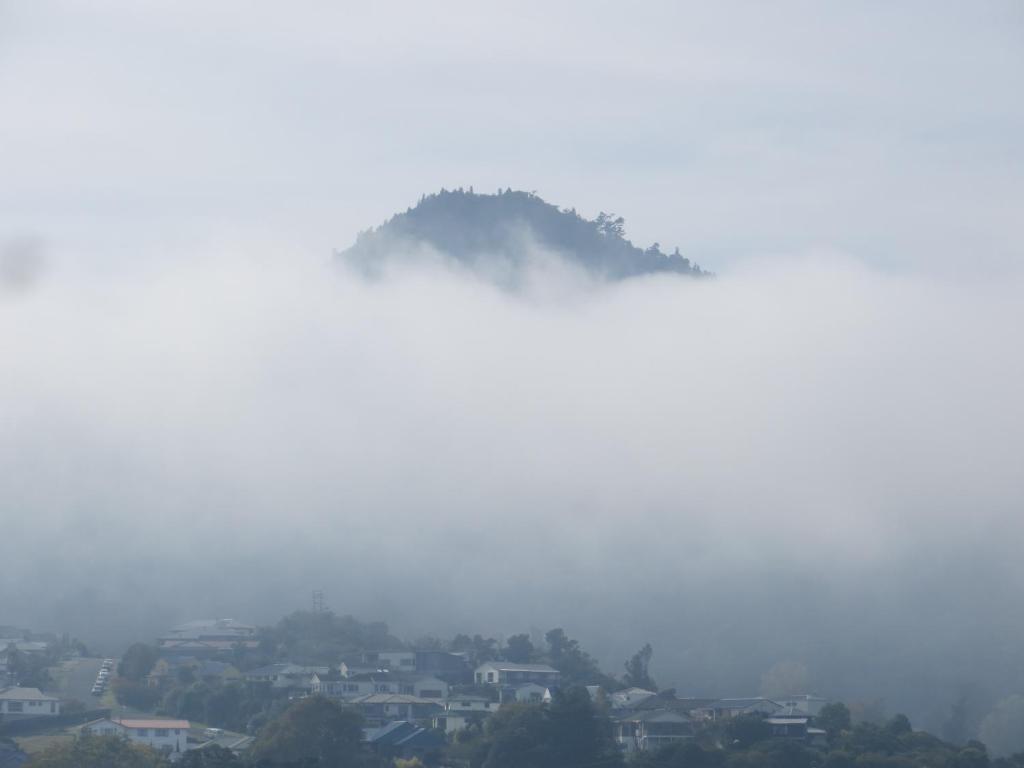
[631, 740, 725, 768]
[724, 714, 770, 750]
[623, 643, 657, 691]
[817, 702, 852, 742]
[28, 733, 168, 768]
[503, 634, 534, 664]
[113, 677, 162, 711]
[248, 696, 365, 767]
[886, 714, 912, 735]
[118, 643, 160, 681]
[542, 629, 615, 688]
[479, 687, 621, 768]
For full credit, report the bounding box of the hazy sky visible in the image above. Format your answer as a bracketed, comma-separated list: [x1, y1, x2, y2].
[2, 1, 1024, 737]
[2, 1, 1022, 272]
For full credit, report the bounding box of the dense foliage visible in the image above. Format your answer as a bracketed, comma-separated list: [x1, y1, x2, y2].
[340, 188, 706, 282]
[247, 697, 367, 767]
[457, 687, 622, 768]
[28, 733, 168, 768]
[254, 612, 400, 667]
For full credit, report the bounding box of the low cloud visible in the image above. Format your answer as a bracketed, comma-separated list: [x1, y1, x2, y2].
[1, 246, 1022, 733]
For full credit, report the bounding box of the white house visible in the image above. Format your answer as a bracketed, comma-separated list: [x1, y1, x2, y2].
[692, 698, 782, 721]
[511, 683, 551, 704]
[313, 672, 448, 700]
[0, 687, 61, 719]
[445, 695, 498, 713]
[774, 695, 827, 717]
[83, 718, 191, 755]
[474, 663, 560, 688]
[613, 709, 694, 752]
[243, 663, 328, 691]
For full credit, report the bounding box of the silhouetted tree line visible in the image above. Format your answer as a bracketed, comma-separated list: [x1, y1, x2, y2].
[340, 188, 708, 281]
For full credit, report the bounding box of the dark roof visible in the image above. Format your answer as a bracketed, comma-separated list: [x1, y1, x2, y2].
[350, 694, 443, 707]
[703, 697, 781, 711]
[314, 670, 344, 681]
[366, 721, 445, 749]
[476, 663, 559, 674]
[345, 671, 441, 683]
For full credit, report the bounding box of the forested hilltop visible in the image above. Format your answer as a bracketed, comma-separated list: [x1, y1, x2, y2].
[339, 188, 707, 282]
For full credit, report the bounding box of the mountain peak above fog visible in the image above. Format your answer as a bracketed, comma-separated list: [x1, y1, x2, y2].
[339, 188, 707, 282]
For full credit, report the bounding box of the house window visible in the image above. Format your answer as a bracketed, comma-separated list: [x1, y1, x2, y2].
[400, 685, 414, 695]
[154, 729, 169, 737]
[50, 702, 56, 713]
[7, 702, 23, 712]
[421, 690, 442, 698]
[487, 672, 494, 682]
[136, 729, 149, 737]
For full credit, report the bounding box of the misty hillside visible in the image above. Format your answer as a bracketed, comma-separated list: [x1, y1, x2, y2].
[339, 188, 707, 281]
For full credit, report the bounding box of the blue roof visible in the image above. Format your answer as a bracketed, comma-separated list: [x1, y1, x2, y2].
[365, 721, 444, 749]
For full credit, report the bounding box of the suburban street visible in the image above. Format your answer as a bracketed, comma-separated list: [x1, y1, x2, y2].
[52, 657, 105, 705]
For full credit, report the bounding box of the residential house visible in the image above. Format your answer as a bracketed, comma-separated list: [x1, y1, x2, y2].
[0, 641, 50, 656]
[433, 695, 498, 734]
[309, 670, 347, 697]
[445, 694, 498, 713]
[609, 687, 658, 712]
[474, 663, 560, 688]
[196, 732, 255, 756]
[364, 720, 445, 760]
[692, 698, 782, 721]
[0, 687, 61, 719]
[613, 709, 695, 752]
[413, 651, 471, 684]
[511, 683, 551, 704]
[243, 663, 328, 692]
[765, 716, 829, 746]
[349, 694, 443, 728]
[82, 718, 191, 755]
[361, 651, 416, 672]
[158, 619, 258, 657]
[775, 695, 827, 717]
[315, 671, 448, 700]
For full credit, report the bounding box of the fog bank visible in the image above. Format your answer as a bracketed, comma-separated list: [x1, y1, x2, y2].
[1, 248, 1022, 733]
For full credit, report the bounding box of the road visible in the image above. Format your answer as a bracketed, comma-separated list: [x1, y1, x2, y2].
[53, 657, 105, 705]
